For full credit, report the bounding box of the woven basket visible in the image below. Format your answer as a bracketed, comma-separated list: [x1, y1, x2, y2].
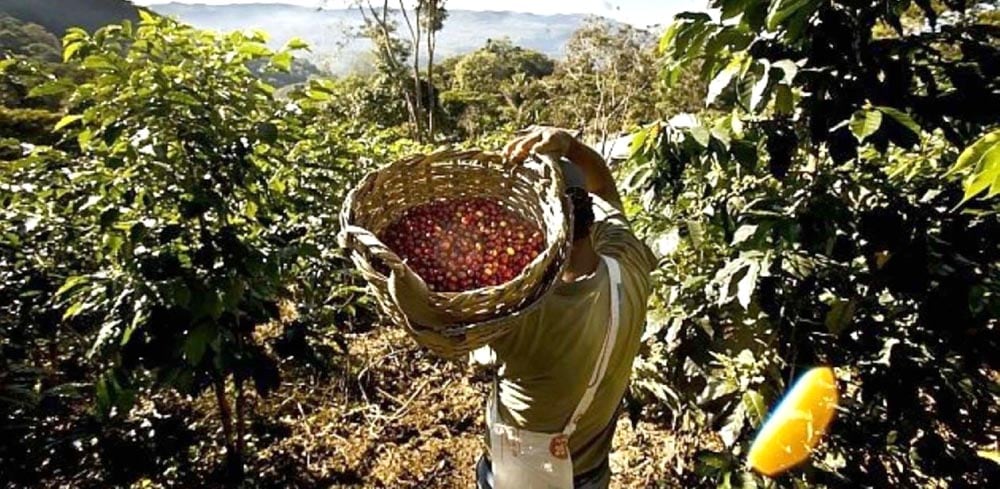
[338, 148, 572, 358]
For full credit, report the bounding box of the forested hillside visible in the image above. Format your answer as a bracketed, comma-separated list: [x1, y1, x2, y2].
[0, 0, 138, 36]
[150, 2, 597, 74]
[1, 1, 998, 488]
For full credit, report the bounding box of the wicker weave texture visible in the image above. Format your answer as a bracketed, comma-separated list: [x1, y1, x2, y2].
[339, 148, 572, 357]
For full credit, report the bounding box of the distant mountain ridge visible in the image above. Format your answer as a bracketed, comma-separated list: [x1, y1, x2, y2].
[0, 0, 139, 36]
[0, 1, 603, 76]
[148, 2, 597, 74]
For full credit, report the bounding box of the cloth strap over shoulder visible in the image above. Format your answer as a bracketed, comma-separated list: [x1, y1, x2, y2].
[484, 255, 624, 488]
[562, 255, 623, 437]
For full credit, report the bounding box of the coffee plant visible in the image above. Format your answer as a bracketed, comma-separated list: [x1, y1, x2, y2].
[624, 0, 999, 487]
[7, 13, 366, 478]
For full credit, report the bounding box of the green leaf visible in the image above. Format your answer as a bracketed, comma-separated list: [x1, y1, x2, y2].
[171, 283, 192, 308]
[121, 309, 144, 346]
[183, 322, 216, 365]
[28, 80, 74, 98]
[961, 145, 1000, 203]
[771, 59, 798, 84]
[947, 129, 1000, 176]
[62, 301, 86, 321]
[271, 51, 292, 72]
[284, 37, 310, 51]
[990, 173, 1000, 198]
[256, 122, 279, 144]
[56, 275, 90, 298]
[706, 59, 741, 105]
[824, 297, 857, 336]
[250, 29, 271, 43]
[732, 224, 759, 245]
[166, 91, 198, 105]
[689, 126, 711, 147]
[736, 261, 760, 310]
[63, 27, 89, 45]
[687, 220, 705, 248]
[95, 374, 111, 415]
[946, 128, 1000, 204]
[766, 0, 816, 32]
[305, 89, 332, 102]
[722, 0, 758, 20]
[774, 84, 794, 115]
[749, 62, 773, 111]
[874, 106, 921, 138]
[239, 42, 272, 58]
[63, 41, 84, 63]
[54, 114, 83, 131]
[849, 109, 883, 142]
[628, 126, 650, 156]
[138, 9, 157, 23]
[81, 55, 117, 72]
[77, 128, 93, 149]
[658, 23, 681, 55]
[223, 278, 246, 310]
[696, 450, 733, 472]
[720, 399, 747, 447]
[743, 390, 767, 426]
[191, 287, 225, 320]
[88, 320, 120, 358]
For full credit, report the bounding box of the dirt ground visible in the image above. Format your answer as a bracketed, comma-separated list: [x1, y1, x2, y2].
[239, 326, 695, 488]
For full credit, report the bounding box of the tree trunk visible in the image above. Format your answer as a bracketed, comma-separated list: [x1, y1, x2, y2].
[402, 92, 420, 139]
[399, 1, 425, 141]
[360, 1, 422, 140]
[213, 376, 245, 487]
[412, 49, 425, 142]
[235, 377, 246, 456]
[426, 39, 435, 140]
[213, 378, 235, 452]
[425, 1, 438, 140]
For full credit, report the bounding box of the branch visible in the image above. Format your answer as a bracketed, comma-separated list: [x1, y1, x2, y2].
[359, 0, 403, 73]
[398, 0, 417, 42]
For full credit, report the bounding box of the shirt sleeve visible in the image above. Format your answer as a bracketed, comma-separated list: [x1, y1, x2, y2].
[590, 194, 658, 277]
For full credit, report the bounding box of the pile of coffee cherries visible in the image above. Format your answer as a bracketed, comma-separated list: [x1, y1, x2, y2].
[379, 197, 545, 292]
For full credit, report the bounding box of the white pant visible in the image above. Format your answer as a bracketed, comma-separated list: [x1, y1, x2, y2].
[476, 455, 611, 489]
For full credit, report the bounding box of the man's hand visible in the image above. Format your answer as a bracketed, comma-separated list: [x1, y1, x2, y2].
[502, 126, 577, 165]
[503, 125, 625, 211]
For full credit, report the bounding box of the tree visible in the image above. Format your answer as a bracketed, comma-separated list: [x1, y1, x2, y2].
[353, 0, 448, 142]
[544, 18, 698, 145]
[0, 13, 61, 62]
[355, 1, 422, 139]
[625, 0, 999, 486]
[0, 14, 67, 112]
[442, 38, 555, 136]
[422, 0, 447, 138]
[1, 12, 394, 482]
[0, 0, 139, 37]
[47, 14, 314, 481]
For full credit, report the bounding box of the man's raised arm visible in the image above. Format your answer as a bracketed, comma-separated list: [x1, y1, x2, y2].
[503, 126, 624, 212]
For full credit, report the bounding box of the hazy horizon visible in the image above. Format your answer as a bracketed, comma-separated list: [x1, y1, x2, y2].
[132, 0, 701, 27]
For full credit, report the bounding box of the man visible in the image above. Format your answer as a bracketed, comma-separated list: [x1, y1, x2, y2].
[473, 127, 657, 488]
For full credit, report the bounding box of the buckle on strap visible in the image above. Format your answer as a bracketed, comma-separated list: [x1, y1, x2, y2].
[549, 434, 570, 459]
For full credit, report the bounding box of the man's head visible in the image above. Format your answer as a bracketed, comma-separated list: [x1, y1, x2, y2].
[560, 159, 595, 242]
[566, 186, 595, 242]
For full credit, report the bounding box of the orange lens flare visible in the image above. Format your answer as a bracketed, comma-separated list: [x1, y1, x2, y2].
[748, 367, 839, 477]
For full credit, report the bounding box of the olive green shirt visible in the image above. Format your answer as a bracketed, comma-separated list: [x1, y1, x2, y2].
[485, 194, 657, 475]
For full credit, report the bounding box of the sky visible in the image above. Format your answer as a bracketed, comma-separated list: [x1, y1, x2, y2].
[132, 1, 702, 27]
